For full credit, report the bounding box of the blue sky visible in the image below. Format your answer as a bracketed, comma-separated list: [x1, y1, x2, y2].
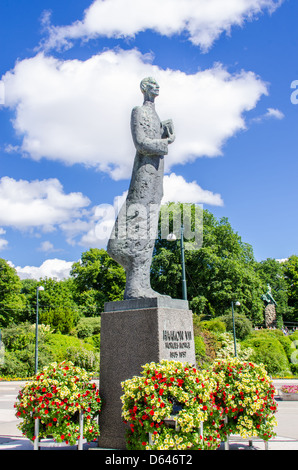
[0, 0, 297, 280]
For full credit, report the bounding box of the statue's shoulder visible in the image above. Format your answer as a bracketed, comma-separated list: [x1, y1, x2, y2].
[131, 105, 148, 124]
[131, 105, 144, 115]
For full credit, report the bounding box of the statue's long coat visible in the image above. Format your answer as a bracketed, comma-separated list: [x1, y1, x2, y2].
[107, 100, 170, 298]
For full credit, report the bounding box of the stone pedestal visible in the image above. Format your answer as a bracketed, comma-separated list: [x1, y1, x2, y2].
[264, 303, 277, 328]
[98, 298, 196, 449]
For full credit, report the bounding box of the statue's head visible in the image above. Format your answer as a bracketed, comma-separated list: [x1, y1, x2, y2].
[140, 77, 159, 98]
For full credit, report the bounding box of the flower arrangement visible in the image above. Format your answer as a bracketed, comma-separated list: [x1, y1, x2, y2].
[14, 361, 101, 445]
[121, 360, 224, 450]
[211, 358, 278, 441]
[281, 385, 298, 394]
[121, 358, 278, 450]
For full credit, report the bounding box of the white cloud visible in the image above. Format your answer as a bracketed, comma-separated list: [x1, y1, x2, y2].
[2, 49, 267, 180]
[0, 177, 90, 231]
[0, 228, 8, 251]
[14, 258, 74, 280]
[265, 107, 284, 119]
[163, 173, 224, 206]
[252, 107, 285, 123]
[0, 239, 8, 251]
[41, 0, 283, 52]
[38, 241, 61, 253]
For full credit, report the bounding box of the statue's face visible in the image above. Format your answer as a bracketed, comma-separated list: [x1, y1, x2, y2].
[146, 80, 159, 98]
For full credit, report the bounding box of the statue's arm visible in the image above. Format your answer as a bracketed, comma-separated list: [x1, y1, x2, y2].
[131, 106, 169, 156]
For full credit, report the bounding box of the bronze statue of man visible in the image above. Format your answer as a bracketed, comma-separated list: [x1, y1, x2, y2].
[107, 77, 175, 299]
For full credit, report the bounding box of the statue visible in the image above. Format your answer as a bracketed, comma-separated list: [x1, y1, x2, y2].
[107, 77, 175, 299]
[261, 284, 277, 306]
[261, 284, 277, 328]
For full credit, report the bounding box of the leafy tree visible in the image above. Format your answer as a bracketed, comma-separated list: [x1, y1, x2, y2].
[19, 277, 80, 334]
[70, 248, 126, 314]
[19, 279, 39, 323]
[283, 255, 298, 323]
[36, 278, 80, 334]
[151, 205, 264, 323]
[0, 259, 26, 327]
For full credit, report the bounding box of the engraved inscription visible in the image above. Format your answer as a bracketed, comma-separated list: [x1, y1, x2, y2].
[162, 330, 193, 359]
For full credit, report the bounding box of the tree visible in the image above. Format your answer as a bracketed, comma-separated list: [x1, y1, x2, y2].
[36, 278, 79, 334]
[283, 255, 298, 323]
[0, 259, 26, 327]
[20, 279, 39, 323]
[70, 248, 126, 314]
[151, 205, 264, 323]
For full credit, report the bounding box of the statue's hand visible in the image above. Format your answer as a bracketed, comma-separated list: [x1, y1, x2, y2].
[167, 130, 175, 144]
[161, 119, 175, 144]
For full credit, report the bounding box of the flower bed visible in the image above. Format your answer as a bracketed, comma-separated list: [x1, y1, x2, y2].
[14, 361, 101, 445]
[280, 385, 298, 401]
[121, 358, 277, 450]
[281, 385, 298, 394]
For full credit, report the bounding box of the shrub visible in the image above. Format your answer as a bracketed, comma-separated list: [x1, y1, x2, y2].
[289, 331, 298, 342]
[45, 334, 99, 372]
[290, 364, 298, 376]
[0, 323, 100, 378]
[219, 314, 253, 340]
[242, 335, 291, 376]
[199, 319, 226, 334]
[0, 323, 54, 377]
[84, 334, 100, 351]
[194, 336, 206, 364]
[15, 361, 101, 445]
[2, 322, 37, 351]
[75, 317, 101, 339]
[216, 332, 254, 361]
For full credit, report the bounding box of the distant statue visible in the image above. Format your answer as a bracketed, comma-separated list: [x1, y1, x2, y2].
[261, 284, 277, 306]
[261, 284, 277, 328]
[107, 77, 175, 299]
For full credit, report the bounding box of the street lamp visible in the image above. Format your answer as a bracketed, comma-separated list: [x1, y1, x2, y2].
[231, 301, 241, 357]
[167, 225, 187, 301]
[35, 285, 44, 374]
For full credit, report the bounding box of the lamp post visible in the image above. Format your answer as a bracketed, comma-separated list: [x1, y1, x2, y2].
[231, 300, 241, 357]
[167, 225, 187, 301]
[35, 285, 44, 374]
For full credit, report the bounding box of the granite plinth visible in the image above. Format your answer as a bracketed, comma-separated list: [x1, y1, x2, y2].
[104, 297, 189, 312]
[98, 298, 196, 449]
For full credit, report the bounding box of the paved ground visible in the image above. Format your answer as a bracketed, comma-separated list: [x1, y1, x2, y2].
[1, 379, 298, 451]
